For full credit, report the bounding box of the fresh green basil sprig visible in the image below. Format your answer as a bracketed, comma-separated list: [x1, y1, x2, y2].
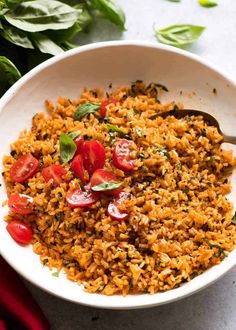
[155, 24, 206, 48]
[74, 102, 101, 121]
[0, 0, 126, 97]
[92, 181, 123, 191]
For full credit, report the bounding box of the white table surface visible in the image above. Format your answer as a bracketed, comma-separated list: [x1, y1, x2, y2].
[25, 1, 236, 329]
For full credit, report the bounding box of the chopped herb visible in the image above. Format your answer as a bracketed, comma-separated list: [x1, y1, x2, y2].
[156, 83, 169, 92]
[57, 192, 63, 199]
[10, 150, 17, 157]
[109, 82, 112, 88]
[232, 212, 236, 225]
[67, 130, 81, 140]
[176, 162, 182, 170]
[74, 102, 101, 121]
[23, 182, 29, 188]
[92, 181, 123, 192]
[139, 152, 145, 159]
[52, 270, 60, 277]
[133, 107, 140, 114]
[182, 189, 189, 195]
[97, 284, 105, 291]
[202, 128, 207, 137]
[59, 133, 77, 163]
[183, 209, 189, 213]
[63, 260, 70, 267]
[207, 241, 226, 259]
[0, 183, 2, 187]
[42, 258, 48, 265]
[156, 147, 172, 160]
[185, 115, 192, 122]
[106, 123, 132, 140]
[55, 212, 64, 221]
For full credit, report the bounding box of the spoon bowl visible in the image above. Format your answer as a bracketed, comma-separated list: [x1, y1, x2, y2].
[158, 109, 236, 145]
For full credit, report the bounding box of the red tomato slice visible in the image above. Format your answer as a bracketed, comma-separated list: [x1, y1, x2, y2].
[81, 140, 106, 175]
[42, 164, 67, 187]
[71, 154, 86, 185]
[9, 154, 39, 183]
[99, 99, 117, 117]
[90, 168, 122, 197]
[107, 192, 130, 221]
[74, 136, 84, 155]
[113, 139, 135, 171]
[7, 220, 33, 245]
[8, 194, 33, 215]
[66, 185, 99, 208]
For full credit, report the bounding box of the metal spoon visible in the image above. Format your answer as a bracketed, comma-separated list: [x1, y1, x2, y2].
[157, 109, 236, 145]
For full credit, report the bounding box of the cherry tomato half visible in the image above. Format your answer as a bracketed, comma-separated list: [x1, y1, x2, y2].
[9, 154, 39, 183]
[113, 139, 135, 171]
[42, 164, 67, 187]
[66, 185, 99, 208]
[81, 140, 105, 175]
[71, 154, 86, 185]
[99, 99, 117, 117]
[90, 168, 122, 197]
[7, 220, 33, 245]
[8, 194, 33, 215]
[107, 192, 130, 221]
[74, 136, 84, 156]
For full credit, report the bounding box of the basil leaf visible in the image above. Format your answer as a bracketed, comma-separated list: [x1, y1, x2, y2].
[106, 123, 132, 140]
[0, 23, 34, 49]
[155, 24, 206, 48]
[92, 181, 123, 191]
[59, 133, 77, 163]
[30, 32, 64, 55]
[67, 130, 81, 140]
[199, 0, 217, 7]
[4, 0, 81, 32]
[45, 22, 82, 44]
[0, 56, 21, 85]
[90, 0, 126, 31]
[74, 102, 101, 121]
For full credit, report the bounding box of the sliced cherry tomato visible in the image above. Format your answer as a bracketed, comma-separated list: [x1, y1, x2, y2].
[90, 168, 122, 197]
[42, 164, 67, 187]
[71, 154, 86, 185]
[7, 220, 33, 245]
[113, 139, 135, 171]
[66, 185, 99, 208]
[107, 192, 130, 221]
[9, 154, 39, 183]
[8, 194, 33, 215]
[74, 136, 84, 155]
[81, 140, 106, 175]
[99, 99, 117, 117]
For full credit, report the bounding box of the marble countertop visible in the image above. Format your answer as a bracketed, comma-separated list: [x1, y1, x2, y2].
[25, 1, 236, 329]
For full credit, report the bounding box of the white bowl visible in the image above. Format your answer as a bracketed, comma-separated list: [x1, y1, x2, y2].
[1, 41, 236, 309]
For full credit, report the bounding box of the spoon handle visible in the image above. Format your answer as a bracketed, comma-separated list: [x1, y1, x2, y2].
[223, 134, 236, 145]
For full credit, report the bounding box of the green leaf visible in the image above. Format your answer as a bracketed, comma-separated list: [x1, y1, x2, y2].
[0, 23, 34, 49]
[0, 56, 21, 86]
[92, 181, 123, 191]
[67, 130, 81, 139]
[74, 102, 101, 120]
[90, 0, 126, 31]
[4, 0, 81, 32]
[106, 123, 131, 140]
[155, 24, 206, 48]
[156, 147, 172, 160]
[45, 22, 82, 44]
[166, 0, 181, 2]
[52, 270, 60, 277]
[59, 133, 77, 163]
[199, 0, 217, 7]
[30, 32, 64, 55]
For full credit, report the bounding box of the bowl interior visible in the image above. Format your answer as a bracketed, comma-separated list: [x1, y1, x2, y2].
[0, 41, 236, 309]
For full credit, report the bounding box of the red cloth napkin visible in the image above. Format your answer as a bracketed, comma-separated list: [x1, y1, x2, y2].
[0, 256, 50, 330]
